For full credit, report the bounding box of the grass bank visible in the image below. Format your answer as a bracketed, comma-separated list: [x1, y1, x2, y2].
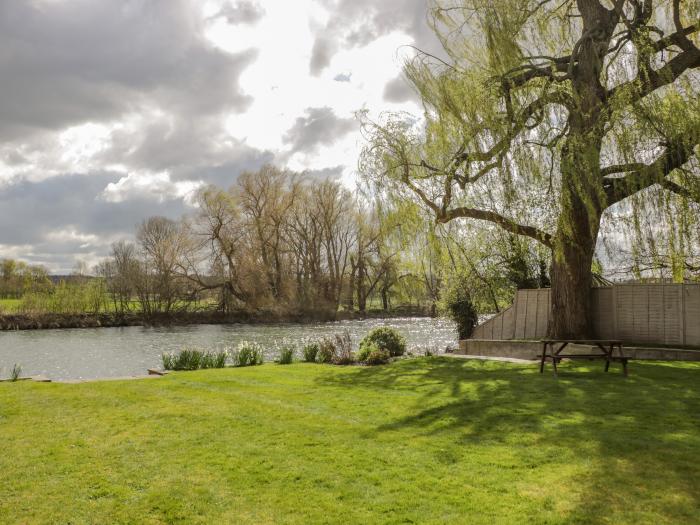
[1, 358, 698, 524]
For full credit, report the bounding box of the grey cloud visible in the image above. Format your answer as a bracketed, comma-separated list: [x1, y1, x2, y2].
[383, 74, 418, 103]
[214, 1, 265, 25]
[309, 0, 444, 76]
[304, 165, 345, 181]
[310, 37, 335, 75]
[0, 172, 190, 271]
[333, 72, 352, 82]
[283, 107, 356, 154]
[0, 0, 254, 141]
[180, 154, 277, 189]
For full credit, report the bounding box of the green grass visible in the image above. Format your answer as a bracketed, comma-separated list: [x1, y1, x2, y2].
[1, 358, 698, 524]
[0, 296, 218, 314]
[0, 297, 21, 313]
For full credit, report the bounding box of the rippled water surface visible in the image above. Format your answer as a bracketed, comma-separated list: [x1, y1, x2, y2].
[0, 317, 458, 381]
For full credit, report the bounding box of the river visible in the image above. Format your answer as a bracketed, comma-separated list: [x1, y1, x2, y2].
[0, 317, 458, 381]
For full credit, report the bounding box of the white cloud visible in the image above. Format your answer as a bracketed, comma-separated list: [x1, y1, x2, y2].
[101, 171, 203, 205]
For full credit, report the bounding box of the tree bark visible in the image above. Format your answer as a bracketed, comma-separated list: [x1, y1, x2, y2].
[548, 133, 604, 338]
[546, 0, 616, 338]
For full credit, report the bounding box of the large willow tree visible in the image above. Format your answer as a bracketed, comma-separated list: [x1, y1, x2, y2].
[362, 0, 700, 338]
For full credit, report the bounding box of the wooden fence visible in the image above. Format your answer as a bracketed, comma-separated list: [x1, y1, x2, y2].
[472, 283, 700, 346]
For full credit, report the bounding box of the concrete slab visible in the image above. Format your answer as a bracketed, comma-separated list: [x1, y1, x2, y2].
[444, 354, 534, 364]
[458, 339, 700, 361]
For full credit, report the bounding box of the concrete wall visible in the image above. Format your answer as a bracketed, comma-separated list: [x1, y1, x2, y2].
[472, 283, 700, 346]
[458, 339, 700, 361]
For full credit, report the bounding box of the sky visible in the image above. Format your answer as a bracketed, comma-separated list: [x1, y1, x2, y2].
[0, 0, 442, 273]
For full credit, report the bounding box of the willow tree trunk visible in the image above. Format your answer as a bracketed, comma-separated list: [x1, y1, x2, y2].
[548, 135, 605, 339]
[544, 0, 616, 339]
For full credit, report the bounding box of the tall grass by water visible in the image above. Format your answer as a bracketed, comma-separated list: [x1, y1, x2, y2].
[161, 349, 227, 371]
[230, 341, 264, 367]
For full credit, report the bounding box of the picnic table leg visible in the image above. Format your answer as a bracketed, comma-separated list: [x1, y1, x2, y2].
[604, 344, 611, 372]
[550, 345, 558, 377]
[539, 343, 547, 373]
[617, 344, 629, 377]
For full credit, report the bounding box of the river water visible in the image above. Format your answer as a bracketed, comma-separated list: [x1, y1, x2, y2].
[0, 317, 458, 381]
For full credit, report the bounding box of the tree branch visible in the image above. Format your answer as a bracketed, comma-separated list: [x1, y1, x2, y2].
[398, 164, 553, 248]
[439, 207, 554, 248]
[604, 140, 696, 205]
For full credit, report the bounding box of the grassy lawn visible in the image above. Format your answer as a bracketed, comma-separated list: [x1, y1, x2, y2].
[1, 358, 698, 524]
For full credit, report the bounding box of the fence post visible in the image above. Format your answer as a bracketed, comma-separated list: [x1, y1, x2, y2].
[612, 284, 618, 339]
[681, 282, 686, 346]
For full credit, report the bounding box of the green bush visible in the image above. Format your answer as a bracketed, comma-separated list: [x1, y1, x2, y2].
[301, 341, 320, 363]
[232, 341, 264, 367]
[365, 347, 390, 365]
[162, 349, 227, 371]
[439, 273, 479, 339]
[359, 327, 406, 357]
[317, 338, 336, 363]
[356, 341, 376, 362]
[277, 341, 295, 365]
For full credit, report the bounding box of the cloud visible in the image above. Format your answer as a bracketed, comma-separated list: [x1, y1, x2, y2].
[304, 165, 346, 181]
[0, 0, 254, 142]
[0, 172, 191, 271]
[383, 74, 419, 103]
[212, 1, 265, 25]
[333, 72, 352, 82]
[0, 0, 432, 271]
[308, 0, 443, 76]
[101, 172, 203, 204]
[283, 107, 356, 155]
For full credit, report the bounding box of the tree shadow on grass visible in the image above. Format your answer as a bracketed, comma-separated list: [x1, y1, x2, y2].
[315, 357, 700, 522]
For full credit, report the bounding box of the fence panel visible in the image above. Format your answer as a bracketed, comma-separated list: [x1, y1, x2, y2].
[592, 287, 615, 339]
[685, 284, 700, 346]
[471, 284, 699, 346]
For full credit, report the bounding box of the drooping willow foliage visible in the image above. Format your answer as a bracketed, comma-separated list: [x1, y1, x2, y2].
[361, 0, 700, 336]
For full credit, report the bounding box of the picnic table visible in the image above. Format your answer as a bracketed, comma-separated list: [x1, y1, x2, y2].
[539, 339, 628, 377]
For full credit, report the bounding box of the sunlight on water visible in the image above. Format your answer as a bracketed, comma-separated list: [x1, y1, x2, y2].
[0, 318, 458, 381]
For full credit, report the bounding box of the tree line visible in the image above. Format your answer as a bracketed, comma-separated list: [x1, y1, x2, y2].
[1, 164, 558, 322]
[94, 165, 428, 317]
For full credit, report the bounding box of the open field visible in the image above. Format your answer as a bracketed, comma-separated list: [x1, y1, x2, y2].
[1, 358, 698, 524]
[0, 298, 21, 313]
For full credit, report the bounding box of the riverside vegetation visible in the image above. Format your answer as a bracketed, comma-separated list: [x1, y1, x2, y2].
[160, 327, 410, 371]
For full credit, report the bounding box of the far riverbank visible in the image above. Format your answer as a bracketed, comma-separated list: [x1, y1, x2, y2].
[0, 306, 433, 331]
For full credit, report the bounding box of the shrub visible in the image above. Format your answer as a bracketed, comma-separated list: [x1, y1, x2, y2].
[332, 331, 355, 365]
[277, 340, 295, 365]
[232, 341, 264, 367]
[208, 351, 228, 369]
[161, 349, 228, 371]
[10, 363, 22, 381]
[415, 346, 439, 357]
[359, 327, 406, 357]
[301, 340, 320, 363]
[365, 347, 390, 365]
[317, 338, 336, 363]
[357, 341, 377, 362]
[439, 273, 479, 339]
